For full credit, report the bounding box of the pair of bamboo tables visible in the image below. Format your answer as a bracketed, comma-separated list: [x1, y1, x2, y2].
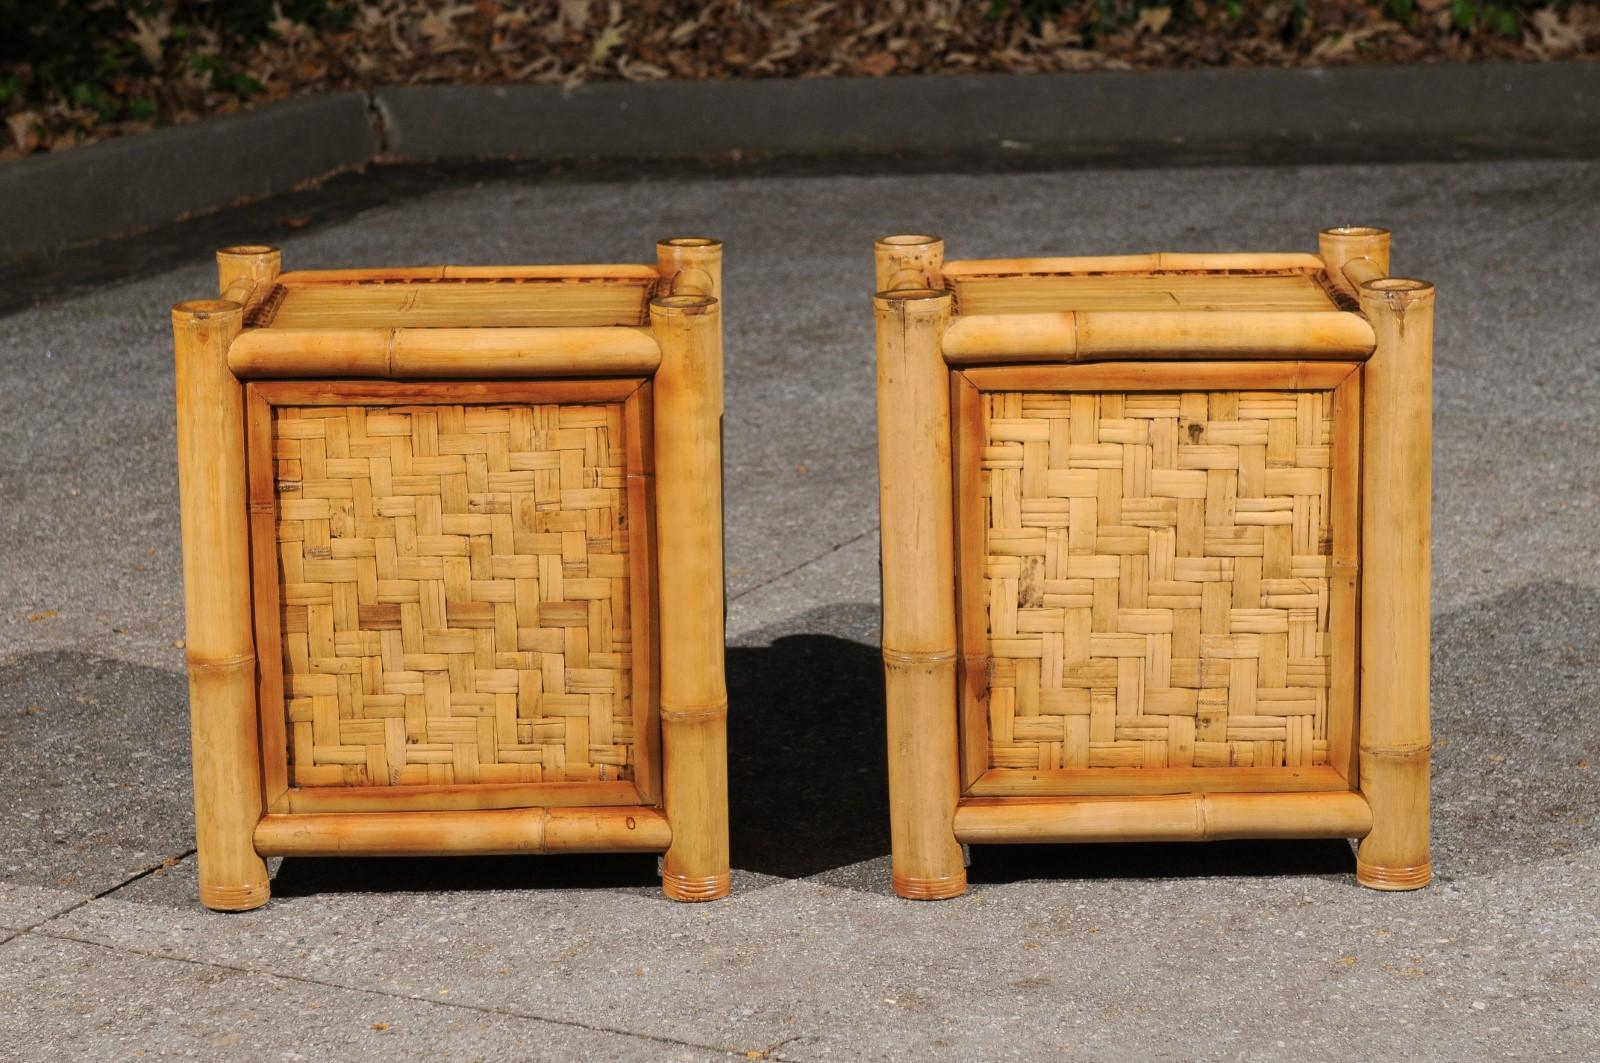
[172, 228, 1433, 911]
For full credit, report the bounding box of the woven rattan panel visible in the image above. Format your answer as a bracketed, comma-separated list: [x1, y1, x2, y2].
[273, 402, 634, 787]
[981, 389, 1336, 771]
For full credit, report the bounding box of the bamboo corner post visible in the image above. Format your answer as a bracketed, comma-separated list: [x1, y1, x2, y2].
[875, 234, 945, 293]
[649, 292, 731, 901]
[174, 295, 270, 912]
[875, 285, 966, 901]
[871, 227, 1434, 896]
[1355, 274, 1435, 891]
[173, 237, 729, 910]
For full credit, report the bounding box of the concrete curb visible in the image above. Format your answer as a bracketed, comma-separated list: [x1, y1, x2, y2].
[3, 62, 1597, 262]
[0, 93, 377, 262]
[375, 62, 1600, 164]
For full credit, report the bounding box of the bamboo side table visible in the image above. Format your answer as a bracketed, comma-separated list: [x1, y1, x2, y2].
[173, 238, 729, 910]
[873, 228, 1434, 899]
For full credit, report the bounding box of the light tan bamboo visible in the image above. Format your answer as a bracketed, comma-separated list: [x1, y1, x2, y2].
[1319, 226, 1391, 302]
[1341, 258, 1386, 291]
[952, 791, 1373, 844]
[216, 245, 280, 315]
[228, 326, 662, 378]
[655, 237, 724, 416]
[277, 263, 663, 284]
[649, 293, 730, 902]
[943, 252, 1324, 277]
[254, 806, 671, 857]
[1356, 275, 1435, 891]
[173, 298, 269, 912]
[284, 779, 643, 813]
[655, 237, 723, 300]
[968, 765, 1349, 797]
[875, 234, 945, 292]
[875, 287, 966, 900]
[941, 310, 1376, 363]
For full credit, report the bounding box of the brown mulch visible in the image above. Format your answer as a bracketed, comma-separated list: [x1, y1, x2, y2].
[5, 1, 1599, 160]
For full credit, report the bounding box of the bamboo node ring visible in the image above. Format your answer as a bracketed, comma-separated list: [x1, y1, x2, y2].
[1362, 277, 1433, 295]
[650, 293, 717, 314]
[873, 287, 948, 303]
[172, 298, 242, 318]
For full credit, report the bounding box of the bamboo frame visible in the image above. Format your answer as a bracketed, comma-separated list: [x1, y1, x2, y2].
[875, 234, 945, 292]
[942, 252, 1327, 277]
[1319, 227, 1391, 303]
[873, 227, 1432, 896]
[1354, 275, 1435, 891]
[649, 292, 731, 901]
[255, 806, 671, 856]
[175, 238, 727, 910]
[952, 791, 1372, 844]
[229, 326, 662, 378]
[175, 293, 271, 912]
[875, 283, 966, 900]
[942, 310, 1375, 363]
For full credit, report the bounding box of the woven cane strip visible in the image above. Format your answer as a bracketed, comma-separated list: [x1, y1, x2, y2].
[982, 390, 1336, 771]
[273, 402, 633, 787]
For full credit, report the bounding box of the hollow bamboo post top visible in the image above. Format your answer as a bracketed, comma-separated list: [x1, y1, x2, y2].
[875, 234, 945, 293]
[656, 236, 723, 300]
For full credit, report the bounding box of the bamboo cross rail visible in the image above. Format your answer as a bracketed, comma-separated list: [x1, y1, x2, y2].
[874, 226, 1434, 897]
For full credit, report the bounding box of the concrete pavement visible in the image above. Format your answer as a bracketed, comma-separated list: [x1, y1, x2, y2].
[2, 156, 1598, 1060]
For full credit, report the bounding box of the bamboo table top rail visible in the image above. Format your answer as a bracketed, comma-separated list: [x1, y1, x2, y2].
[932, 259, 1376, 364]
[254, 274, 659, 331]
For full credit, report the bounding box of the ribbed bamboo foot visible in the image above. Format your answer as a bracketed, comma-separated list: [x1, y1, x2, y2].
[1355, 860, 1432, 891]
[662, 870, 731, 902]
[199, 880, 271, 912]
[891, 869, 967, 901]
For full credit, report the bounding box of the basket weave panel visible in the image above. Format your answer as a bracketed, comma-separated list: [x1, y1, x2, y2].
[272, 402, 634, 787]
[982, 389, 1337, 771]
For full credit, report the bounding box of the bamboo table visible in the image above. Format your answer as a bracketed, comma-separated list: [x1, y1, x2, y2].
[873, 228, 1433, 899]
[173, 239, 728, 910]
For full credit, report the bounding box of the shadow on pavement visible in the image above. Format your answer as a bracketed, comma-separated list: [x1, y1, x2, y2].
[5, 580, 1595, 900]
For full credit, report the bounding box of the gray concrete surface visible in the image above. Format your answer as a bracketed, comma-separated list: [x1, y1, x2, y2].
[8, 61, 1600, 264]
[1, 157, 1597, 1060]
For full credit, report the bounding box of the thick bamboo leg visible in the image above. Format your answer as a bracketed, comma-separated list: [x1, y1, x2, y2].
[1355, 275, 1435, 891]
[173, 298, 269, 911]
[875, 287, 965, 900]
[1319, 226, 1390, 302]
[216, 245, 281, 313]
[874, 235, 945, 293]
[649, 293, 730, 901]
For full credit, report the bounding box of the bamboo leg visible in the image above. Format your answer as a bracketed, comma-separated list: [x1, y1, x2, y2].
[655, 236, 724, 417]
[1355, 275, 1435, 891]
[874, 235, 945, 293]
[649, 293, 730, 901]
[173, 298, 269, 912]
[216, 245, 281, 314]
[875, 287, 965, 900]
[1319, 226, 1390, 302]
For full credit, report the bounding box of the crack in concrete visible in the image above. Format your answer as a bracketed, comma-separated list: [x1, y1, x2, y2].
[728, 525, 878, 609]
[0, 849, 200, 941]
[15, 926, 810, 1061]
